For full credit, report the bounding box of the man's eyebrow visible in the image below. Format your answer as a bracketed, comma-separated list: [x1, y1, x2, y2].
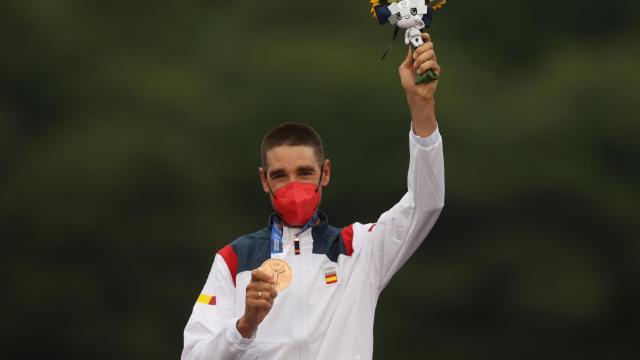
[268, 168, 286, 178]
[296, 165, 318, 173]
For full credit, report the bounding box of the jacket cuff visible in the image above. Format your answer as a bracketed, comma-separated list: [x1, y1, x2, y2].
[225, 317, 255, 350]
[410, 123, 441, 148]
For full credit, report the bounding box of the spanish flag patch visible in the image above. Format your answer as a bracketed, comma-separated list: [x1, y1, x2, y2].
[324, 266, 338, 285]
[325, 273, 337, 284]
[197, 293, 217, 305]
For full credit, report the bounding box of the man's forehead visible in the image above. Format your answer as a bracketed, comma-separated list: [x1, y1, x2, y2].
[265, 145, 320, 170]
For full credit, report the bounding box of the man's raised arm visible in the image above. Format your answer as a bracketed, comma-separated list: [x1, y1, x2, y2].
[348, 33, 445, 289]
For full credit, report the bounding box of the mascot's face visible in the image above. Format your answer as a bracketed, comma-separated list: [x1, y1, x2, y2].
[395, 1, 414, 20]
[392, 0, 426, 27]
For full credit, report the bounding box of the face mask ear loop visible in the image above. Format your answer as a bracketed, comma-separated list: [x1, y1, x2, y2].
[265, 171, 278, 199]
[315, 161, 325, 193]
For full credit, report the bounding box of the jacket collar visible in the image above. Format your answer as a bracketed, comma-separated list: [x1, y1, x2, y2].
[267, 211, 330, 239]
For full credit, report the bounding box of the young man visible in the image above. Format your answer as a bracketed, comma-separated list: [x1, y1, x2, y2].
[181, 33, 444, 359]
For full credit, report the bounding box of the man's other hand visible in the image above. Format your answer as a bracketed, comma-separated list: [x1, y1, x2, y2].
[399, 33, 440, 101]
[237, 270, 278, 338]
[398, 32, 440, 137]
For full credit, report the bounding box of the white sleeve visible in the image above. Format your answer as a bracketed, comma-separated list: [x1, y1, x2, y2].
[181, 254, 254, 360]
[353, 125, 445, 290]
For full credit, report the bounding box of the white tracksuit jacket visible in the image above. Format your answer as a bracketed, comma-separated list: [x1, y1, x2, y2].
[182, 127, 444, 359]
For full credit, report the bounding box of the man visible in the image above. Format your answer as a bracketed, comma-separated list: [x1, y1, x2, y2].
[182, 33, 444, 359]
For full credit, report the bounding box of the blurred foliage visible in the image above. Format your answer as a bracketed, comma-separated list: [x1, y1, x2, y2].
[1, 0, 639, 359]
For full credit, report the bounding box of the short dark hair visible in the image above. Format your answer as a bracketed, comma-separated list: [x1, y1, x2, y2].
[261, 123, 324, 169]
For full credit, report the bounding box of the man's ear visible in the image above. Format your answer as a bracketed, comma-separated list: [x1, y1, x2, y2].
[321, 159, 331, 187]
[258, 167, 270, 193]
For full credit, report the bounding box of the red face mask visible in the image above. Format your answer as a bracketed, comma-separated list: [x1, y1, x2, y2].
[268, 167, 324, 227]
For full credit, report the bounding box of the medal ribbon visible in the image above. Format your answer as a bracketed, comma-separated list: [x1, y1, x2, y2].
[271, 213, 319, 256]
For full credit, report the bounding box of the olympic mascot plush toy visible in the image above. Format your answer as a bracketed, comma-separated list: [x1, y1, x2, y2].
[370, 0, 447, 84]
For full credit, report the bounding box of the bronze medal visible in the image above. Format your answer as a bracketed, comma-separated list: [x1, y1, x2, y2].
[259, 258, 293, 292]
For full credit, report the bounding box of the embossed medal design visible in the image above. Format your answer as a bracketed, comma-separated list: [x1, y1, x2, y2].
[259, 258, 293, 292]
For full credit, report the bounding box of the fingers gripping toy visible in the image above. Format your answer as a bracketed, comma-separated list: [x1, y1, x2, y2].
[370, 0, 447, 84]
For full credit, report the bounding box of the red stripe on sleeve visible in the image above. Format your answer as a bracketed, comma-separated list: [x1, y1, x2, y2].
[341, 224, 355, 256]
[217, 244, 238, 286]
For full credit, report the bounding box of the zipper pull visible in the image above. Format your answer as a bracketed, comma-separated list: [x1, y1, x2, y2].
[293, 236, 301, 255]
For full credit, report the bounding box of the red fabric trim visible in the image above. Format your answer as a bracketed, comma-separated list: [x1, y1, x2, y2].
[368, 223, 377, 232]
[341, 224, 355, 256]
[217, 244, 238, 287]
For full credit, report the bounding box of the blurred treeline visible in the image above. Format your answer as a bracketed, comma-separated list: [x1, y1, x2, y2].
[1, 0, 639, 359]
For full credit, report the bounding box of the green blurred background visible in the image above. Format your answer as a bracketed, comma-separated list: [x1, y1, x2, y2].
[2, 0, 639, 358]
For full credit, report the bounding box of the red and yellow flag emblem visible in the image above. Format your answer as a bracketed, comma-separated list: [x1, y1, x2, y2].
[197, 293, 217, 305]
[324, 266, 338, 285]
[325, 273, 337, 284]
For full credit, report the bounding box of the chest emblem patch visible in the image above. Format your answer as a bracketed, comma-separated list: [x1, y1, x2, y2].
[323, 265, 338, 285]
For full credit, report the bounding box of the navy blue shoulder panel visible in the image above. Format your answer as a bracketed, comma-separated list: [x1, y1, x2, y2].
[230, 228, 271, 274]
[311, 220, 351, 263]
